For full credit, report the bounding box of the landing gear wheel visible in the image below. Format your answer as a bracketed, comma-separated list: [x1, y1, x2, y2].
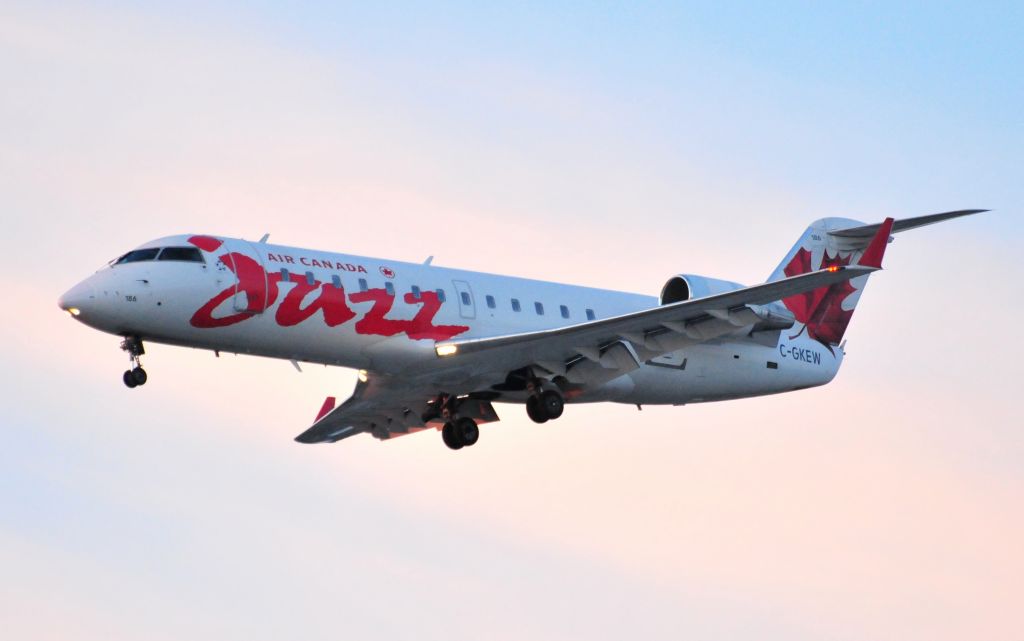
[539, 390, 564, 420]
[131, 367, 148, 386]
[442, 422, 464, 450]
[120, 336, 147, 389]
[455, 416, 479, 447]
[526, 395, 549, 424]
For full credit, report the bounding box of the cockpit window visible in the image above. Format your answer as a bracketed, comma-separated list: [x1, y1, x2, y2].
[158, 247, 204, 263]
[115, 248, 160, 264]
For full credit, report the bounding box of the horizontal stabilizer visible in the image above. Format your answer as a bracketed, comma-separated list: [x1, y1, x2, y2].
[829, 209, 986, 239]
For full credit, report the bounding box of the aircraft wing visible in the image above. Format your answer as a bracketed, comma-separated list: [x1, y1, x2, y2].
[297, 265, 874, 444]
[294, 374, 430, 444]
[433, 265, 876, 377]
[294, 374, 498, 444]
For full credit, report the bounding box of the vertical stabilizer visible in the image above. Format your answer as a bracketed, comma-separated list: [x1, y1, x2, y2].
[767, 217, 892, 347]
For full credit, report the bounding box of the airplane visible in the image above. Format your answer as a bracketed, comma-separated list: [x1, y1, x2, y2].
[58, 209, 983, 450]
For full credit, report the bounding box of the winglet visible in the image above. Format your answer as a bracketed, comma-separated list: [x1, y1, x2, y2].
[314, 396, 336, 423]
[857, 217, 895, 268]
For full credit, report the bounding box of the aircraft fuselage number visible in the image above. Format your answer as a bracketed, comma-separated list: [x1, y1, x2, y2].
[779, 344, 821, 364]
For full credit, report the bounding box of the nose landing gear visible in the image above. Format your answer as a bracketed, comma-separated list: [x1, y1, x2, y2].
[122, 368, 147, 388]
[120, 336, 148, 389]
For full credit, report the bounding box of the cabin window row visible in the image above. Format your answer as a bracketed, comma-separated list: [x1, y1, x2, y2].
[277, 269, 596, 320]
[498, 297, 595, 320]
[278, 271, 449, 301]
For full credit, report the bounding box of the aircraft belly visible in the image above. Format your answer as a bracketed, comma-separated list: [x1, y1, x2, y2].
[615, 341, 840, 405]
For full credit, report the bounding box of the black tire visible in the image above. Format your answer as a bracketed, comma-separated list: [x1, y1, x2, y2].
[526, 395, 548, 424]
[123, 370, 137, 388]
[131, 367, 148, 386]
[540, 390, 564, 420]
[442, 422, 464, 450]
[456, 416, 479, 446]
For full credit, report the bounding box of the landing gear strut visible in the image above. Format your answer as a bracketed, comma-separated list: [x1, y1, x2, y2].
[526, 389, 564, 424]
[120, 336, 147, 389]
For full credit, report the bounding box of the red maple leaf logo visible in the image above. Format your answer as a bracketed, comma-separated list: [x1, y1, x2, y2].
[781, 247, 858, 347]
[380, 266, 396, 279]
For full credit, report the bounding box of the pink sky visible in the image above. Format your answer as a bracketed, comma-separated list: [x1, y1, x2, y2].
[2, 3, 1022, 640]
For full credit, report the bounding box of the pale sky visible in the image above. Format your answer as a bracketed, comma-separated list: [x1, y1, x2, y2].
[2, 2, 1022, 640]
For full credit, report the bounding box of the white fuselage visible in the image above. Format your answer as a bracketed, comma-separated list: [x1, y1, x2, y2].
[59, 235, 841, 407]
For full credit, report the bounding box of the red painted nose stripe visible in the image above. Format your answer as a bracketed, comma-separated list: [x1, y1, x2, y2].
[188, 235, 224, 252]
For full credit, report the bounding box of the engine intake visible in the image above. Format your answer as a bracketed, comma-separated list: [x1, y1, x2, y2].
[660, 274, 745, 305]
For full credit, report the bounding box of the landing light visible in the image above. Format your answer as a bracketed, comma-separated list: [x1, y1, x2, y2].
[357, 369, 369, 383]
[826, 266, 839, 273]
[67, 307, 81, 317]
[435, 344, 458, 357]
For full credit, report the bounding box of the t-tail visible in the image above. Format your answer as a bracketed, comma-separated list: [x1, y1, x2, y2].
[766, 209, 986, 349]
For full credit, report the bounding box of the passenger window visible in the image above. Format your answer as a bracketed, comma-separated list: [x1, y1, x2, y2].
[157, 247, 204, 263]
[437, 289, 446, 302]
[358, 278, 368, 292]
[115, 248, 160, 264]
[460, 291, 471, 305]
[281, 268, 291, 282]
[560, 305, 570, 319]
[486, 295, 495, 309]
[411, 285, 421, 299]
[305, 271, 315, 285]
[511, 298, 521, 312]
[385, 282, 395, 296]
[535, 302, 544, 315]
[586, 308, 596, 321]
[331, 275, 342, 288]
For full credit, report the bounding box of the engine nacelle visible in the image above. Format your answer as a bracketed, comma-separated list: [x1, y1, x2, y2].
[660, 274, 745, 305]
[659, 273, 795, 338]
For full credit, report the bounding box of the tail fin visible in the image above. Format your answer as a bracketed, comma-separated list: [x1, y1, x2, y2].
[766, 209, 985, 347]
[766, 216, 893, 347]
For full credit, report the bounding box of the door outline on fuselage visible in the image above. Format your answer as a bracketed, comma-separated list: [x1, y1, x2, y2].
[451, 279, 476, 320]
[225, 239, 269, 314]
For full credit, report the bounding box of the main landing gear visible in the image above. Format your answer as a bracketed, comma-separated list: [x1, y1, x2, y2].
[120, 336, 148, 389]
[432, 395, 481, 451]
[442, 416, 480, 450]
[526, 389, 564, 424]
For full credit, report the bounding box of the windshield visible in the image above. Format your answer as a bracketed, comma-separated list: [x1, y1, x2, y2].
[157, 247, 204, 262]
[112, 246, 205, 265]
[115, 248, 160, 264]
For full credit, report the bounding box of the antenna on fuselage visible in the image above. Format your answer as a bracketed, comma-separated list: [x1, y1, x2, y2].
[423, 255, 434, 265]
[258, 233, 270, 243]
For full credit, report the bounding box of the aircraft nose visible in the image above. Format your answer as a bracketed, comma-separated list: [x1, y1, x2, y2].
[58, 280, 96, 319]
